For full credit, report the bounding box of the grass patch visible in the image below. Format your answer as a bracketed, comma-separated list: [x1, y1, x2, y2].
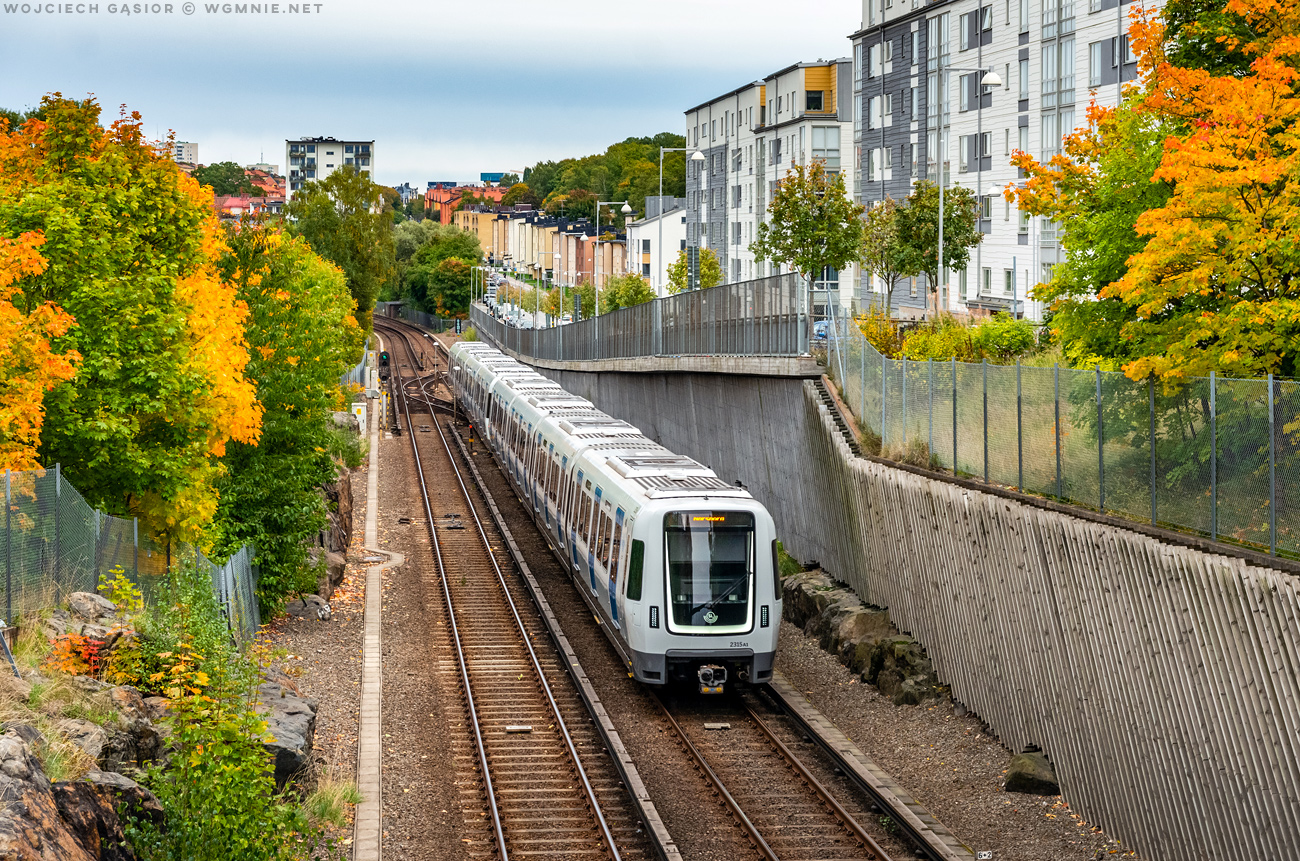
[775, 541, 804, 581]
[303, 768, 363, 829]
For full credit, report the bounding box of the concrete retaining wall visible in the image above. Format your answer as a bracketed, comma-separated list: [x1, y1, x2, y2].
[542, 366, 1300, 861]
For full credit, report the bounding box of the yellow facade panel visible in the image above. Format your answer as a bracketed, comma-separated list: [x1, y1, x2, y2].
[804, 65, 836, 112]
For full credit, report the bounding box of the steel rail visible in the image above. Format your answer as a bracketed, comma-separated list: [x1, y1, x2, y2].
[386, 328, 509, 861]
[649, 694, 779, 861]
[743, 702, 889, 860]
[383, 319, 624, 861]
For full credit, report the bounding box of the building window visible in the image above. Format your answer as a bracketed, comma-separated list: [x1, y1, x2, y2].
[1019, 58, 1030, 99]
[642, 239, 651, 253]
[345, 145, 354, 154]
[307, 145, 315, 153]
[982, 268, 992, 295]
[1019, 124, 1030, 156]
[643, 263, 651, 276]
[910, 30, 920, 63]
[1004, 269, 1014, 294]
[806, 90, 824, 111]
[1019, 209, 1030, 234]
[1089, 40, 1103, 87]
[1019, 0, 1029, 30]
[958, 135, 971, 172]
[980, 196, 992, 220]
[812, 127, 840, 169]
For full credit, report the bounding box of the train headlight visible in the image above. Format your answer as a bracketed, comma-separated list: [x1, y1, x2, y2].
[760, 605, 770, 628]
[649, 606, 659, 628]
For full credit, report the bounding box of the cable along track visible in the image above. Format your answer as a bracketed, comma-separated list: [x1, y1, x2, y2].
[382, 323, 653, 860]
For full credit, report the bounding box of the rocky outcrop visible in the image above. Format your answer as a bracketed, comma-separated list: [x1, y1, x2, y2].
[782, 569, 944, 705]
[284, 594, 332, 622]
[1004, 752, 1060, 795]
[95, 686, 162, 773]
[254, 674, 318, 790]
[0, 732, 156, 861]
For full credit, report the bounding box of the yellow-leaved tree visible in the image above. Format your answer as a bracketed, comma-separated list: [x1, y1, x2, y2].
[0, 95, 261, 544]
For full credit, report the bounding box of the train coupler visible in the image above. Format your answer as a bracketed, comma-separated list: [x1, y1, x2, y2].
[698, 664, 727, 694]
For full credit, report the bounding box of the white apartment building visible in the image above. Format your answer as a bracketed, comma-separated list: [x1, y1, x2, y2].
[172, 141, 198, 164]
[685, 58, 857, 317]
[852, 0, 1145, 319]
[285, 137, 375, 197]
[625, 196, 688, 296]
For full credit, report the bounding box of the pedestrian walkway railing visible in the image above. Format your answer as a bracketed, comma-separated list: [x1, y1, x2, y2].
[340, 341, 370, 389]
[470, 272, 809, 361]
[393, 305, 458, 333]
[825, 312, 1300, 560]
[1, 465, 260, 643]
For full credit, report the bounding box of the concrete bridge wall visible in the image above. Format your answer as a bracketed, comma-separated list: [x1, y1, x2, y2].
[542, 366, 1300, 861]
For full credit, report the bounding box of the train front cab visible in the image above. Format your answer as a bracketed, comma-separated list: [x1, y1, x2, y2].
[622, 502, 780, 692]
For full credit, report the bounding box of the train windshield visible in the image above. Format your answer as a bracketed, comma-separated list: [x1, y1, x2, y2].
[664, 511, 754, 631]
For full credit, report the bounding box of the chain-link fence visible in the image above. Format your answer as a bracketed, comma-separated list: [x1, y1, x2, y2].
[340, 341, 370, 390]
[827, 313, 1300, 559]
[1, 466, 260, 643]
[391, 305, 458, 333]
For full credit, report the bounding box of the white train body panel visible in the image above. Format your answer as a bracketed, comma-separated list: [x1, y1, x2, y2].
[450, 341, 781, 686]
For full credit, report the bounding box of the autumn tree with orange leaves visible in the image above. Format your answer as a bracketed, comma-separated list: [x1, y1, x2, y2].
[1008, 0, 1300, 384]
[0, 95, 261, 544]
[0, 231, 79, 470]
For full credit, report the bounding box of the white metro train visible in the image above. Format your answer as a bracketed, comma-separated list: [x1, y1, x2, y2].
[449, 341, 780, 692]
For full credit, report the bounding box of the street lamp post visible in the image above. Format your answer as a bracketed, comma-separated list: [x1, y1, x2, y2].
[936, 66, 1001, 314]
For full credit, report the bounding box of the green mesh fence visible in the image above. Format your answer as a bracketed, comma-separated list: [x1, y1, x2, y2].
[1, 466, 259, 644]
[826, 313, 1300, 560]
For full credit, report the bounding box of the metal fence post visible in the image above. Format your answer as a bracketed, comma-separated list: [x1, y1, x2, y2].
[1150, 378, 1157, 526]
[94, 509, 102, 584]
[1269, 373, 1276, 555]
[5, 469, 10, 623]
[54, 463, 61, 585]
[133, 517, 139, 580]
[982, 359, 989, 483]
[1017, 360, 1023, 492]
[929, 358, 934, 464]
[1210, 370, 1217, 541]
[1097, 365, 1104, 513]
[881, 355, 887, 449]
[1054, 364, 1062, 498]
[952, 357, 958, 474]
[902, 355, 908, 446]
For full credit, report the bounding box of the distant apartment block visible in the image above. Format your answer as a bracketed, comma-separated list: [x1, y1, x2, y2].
[685, 58, 857, 316]
[172, 141, 198, 164]
[245, 162, 280, 175]
[285, 137, 374, 197]
[625, 196, 688, 296]
[852, 0, 1148, 319]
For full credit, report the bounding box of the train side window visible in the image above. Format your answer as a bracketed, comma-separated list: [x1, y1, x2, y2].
[595, 513, 610, 566]
[771, 540, 782, 602]
[625, 540, 645, 600]
[609, 512, 624, 582]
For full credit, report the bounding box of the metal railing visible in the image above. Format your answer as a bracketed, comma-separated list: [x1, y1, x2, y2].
[470, 272, 809, 361]
[1, 466, 260, 643]
[826, 313, 1300, 559]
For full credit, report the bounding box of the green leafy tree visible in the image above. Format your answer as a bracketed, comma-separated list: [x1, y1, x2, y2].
[892, 180, 982, 316]
[192, 161, 259, 196]
[214, 226, 360, 610]
[858, 198, 916, 319]
[602, 273, 655, 310]
[666, 247, 723, 294]
[750, 160, 864, 313]
[1007, 99, 1174, 369]
[1, 95, 262, 544]
[525, 134, 687, 219]
[285, 166, 394, 336]
[497, 173, 520, 187]
[502, 182, 540, 209]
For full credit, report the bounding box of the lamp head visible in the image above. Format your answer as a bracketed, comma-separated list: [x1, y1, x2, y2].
[980, 71, 1002, 88]
[690, 151, 706, 161]
[620, 203, 633, 215]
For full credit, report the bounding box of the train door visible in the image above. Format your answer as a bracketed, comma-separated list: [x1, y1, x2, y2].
[555, 456, 568, 546]
[588, 488, 603, 594]
[542, 444, 554, 531]
[608, 508, 625, 628]
[571, 472, 585, 570]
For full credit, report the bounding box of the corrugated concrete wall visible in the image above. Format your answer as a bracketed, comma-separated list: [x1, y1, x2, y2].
[544, 368, 1300, 861]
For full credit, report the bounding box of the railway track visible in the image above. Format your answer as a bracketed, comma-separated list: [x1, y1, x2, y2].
[380, 316, 962, 861]
[378, 321, 659, 860]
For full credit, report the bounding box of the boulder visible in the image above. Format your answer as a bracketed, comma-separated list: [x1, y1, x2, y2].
[331, 411, 359, 433]
[43, 607, 76, 639]
[1, 722, 44, 748]
[67, 593, 118, 624]
[58, 718, 108, 762]
[284, 594, 332, 622]
[82, 770, 164, 828]
[92, 687, 161, 773]
[254, 678, 318, 789]
[782, 570, 944, 706]
[141, 697, 169, 724]
[1004, 752, 1060, 795]
[0, 732, 96, 861]
[50, 780, 141, 861]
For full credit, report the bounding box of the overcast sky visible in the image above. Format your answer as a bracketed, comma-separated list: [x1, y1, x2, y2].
[0, 0, 861, 185]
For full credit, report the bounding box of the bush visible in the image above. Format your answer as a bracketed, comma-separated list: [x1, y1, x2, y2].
[901, 315, 979, 362]
[970, 313, 1037, 362]
[462, 325, 478, 342]
[856, 309, 904, 358]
